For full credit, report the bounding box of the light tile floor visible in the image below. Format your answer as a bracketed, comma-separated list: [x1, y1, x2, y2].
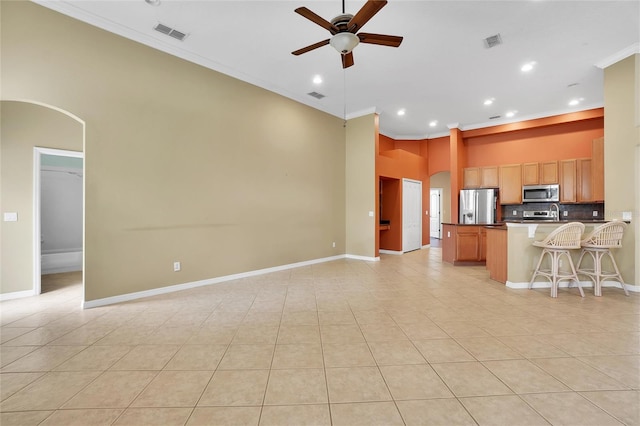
[1, 248, 639, 425]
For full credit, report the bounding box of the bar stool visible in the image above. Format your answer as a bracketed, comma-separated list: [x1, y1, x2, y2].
[576, 221, 628, 296]
[529, 222, 585, 298]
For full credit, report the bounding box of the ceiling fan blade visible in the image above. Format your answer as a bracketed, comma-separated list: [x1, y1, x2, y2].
[358, 33, 403, 47]
[292, 39, 330, 56]
[342, 52, 354, 68]
[347, 0, 387, 33]
[295, 7, 339, 34]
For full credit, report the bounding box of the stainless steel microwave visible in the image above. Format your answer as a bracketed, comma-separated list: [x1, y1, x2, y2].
[522, 184, 559, 203]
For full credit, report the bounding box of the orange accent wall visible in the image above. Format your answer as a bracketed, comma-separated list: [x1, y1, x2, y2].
[379, 134, 395, 152]
[466, 118, 603, 167]
[427, 136, 450, 175]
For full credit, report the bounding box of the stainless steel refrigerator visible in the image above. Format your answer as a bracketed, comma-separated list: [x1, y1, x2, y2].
[459, 189, 497, 224]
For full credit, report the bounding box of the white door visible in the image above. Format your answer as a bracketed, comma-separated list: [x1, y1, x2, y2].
[430, 188, 442, 239]
[403, 179, 422, 252]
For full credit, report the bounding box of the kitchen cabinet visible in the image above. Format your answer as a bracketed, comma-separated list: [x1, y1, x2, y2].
[592, 137, 604, 201]
[522, 161, 558, 185]
[442, 224, 486, 265]
[540, 161, 558, 184]
[499, 164, 522, 204]
[463, 166, 499, 188]
[560, 159, 577, 202]
[481, 166, 499, 188]
[577, 158, 592, 202]
[486, 227, 507, 283]
[463, 167, 481, 188]
[522, 163, 539, 186]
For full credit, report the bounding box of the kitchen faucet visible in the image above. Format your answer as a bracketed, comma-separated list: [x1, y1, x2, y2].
[549, 203, 560, 221]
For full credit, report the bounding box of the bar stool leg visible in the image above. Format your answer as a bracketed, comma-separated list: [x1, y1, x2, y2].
[565, 250, 584, 297]
[605, 250, 629, 296]
[529, 249, 548, 289]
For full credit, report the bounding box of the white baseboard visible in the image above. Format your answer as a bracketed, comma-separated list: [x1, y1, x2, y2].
[422, 244, 431, 249]
[345, 254, 380, 262]
[506, 280, 639, 293]
[0, 289, 36, 301]
[41, 250, 82, 274]
[83, 254, 347, 309]
[379, 250, 403, 255]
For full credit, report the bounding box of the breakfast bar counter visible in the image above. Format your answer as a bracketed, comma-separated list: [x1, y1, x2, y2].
[486, 221, 624, 289]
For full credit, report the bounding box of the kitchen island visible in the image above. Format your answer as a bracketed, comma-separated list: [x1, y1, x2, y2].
[485, 220, 617, 289]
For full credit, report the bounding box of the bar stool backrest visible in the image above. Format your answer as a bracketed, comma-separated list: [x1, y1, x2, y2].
[536, 222, 585, 249]
[581, 220, 627, 249]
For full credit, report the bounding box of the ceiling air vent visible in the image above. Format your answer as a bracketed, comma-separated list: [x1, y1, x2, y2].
[489, 115, 501, 120]
[483, 33, 502, 49]
[154, 23, 188, 41]
[307, 91, 326, 100]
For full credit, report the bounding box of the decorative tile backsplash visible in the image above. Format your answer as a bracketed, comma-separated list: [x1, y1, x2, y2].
[501, 202, 604, 221]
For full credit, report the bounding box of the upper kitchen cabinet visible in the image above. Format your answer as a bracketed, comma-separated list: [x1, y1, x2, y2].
[463, 166, 499, 188]
[522, 162, 539, 186]
[522, 161, 558, 185]
[592, 137, 604, 201]
[540, 161, 559, 184]
[577, 158, 592, 202]
[480, 166, 499, 188]
[463, 167, 481, 188]
[560, 159, 577, 202]
[499, 164, 522, 204]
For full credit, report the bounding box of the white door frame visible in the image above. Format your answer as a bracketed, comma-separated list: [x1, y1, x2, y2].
[33, 147, 84, 295]
[402, 178, 422, 252]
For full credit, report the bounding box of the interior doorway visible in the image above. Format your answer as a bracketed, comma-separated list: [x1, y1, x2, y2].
[430, 188, 442, 239]
[34, 147, 84, 295]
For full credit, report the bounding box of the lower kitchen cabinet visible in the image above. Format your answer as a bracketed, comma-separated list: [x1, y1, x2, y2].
[486, 227, 507, 283]
[442, 224, 487, 265]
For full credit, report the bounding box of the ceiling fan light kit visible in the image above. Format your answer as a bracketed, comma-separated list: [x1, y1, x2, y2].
[292, 0, 403, 68]
[330, 32, 360, 54]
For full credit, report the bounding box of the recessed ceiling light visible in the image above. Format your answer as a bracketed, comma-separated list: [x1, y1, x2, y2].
[521, 61, 536, 72]
[312, 75, 322, 84]
[145, 0, 161, 6]
[505, 110, 517, 118]
[483, 98, 495, 106]
[429, 120, 438, 127]
[397, 109, 406, 116]
[568, 97, 584, 106]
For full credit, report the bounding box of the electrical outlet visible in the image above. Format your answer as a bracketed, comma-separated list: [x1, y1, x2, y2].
[447, 231, 451, 238]
[512, 210, 517, 216]
[593, 211, 598, 217]
[173, 261, 181, 272]
[332, 242, 336, 248]
[563, 211, 568, 217]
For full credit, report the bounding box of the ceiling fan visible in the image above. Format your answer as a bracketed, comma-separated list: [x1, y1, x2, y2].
[292, 0, 403, 69]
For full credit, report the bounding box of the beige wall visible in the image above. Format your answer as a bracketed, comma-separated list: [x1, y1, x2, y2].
[430, 172, 451, 224]
[346, 114, 377, 258]
[0, 102, 84, 294]
[1, 2, 346, 301]
[604, 54, 639, 286]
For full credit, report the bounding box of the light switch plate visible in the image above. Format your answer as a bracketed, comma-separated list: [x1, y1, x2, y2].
[622, 211, 632, 221]
[563, 211, 568, 217]
[368, 211, 374, 217]
[3, 212, 17, 222]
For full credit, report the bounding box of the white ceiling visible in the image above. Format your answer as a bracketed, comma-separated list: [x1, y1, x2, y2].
[35, 0, 639, 139]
